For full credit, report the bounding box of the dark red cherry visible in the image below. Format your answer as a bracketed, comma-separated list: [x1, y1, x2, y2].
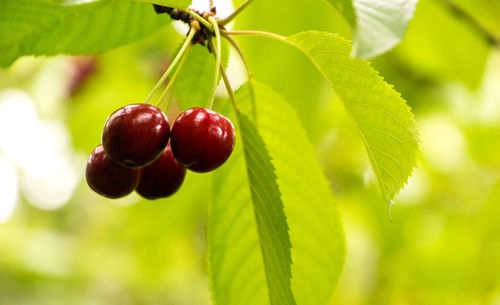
[170, 107, 235, 172]
[85, 145, 141, 199]
[136, 143, 186, 200]
[102, 104, 170, 169]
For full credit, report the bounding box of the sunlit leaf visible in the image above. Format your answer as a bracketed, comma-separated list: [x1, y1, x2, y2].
[210, 141, 270, 305]
[0, 0, 169, 67]
[237, 82, 345, 305]
[209, 82, 345, 305]
[210, 112, 295, 305]
[288, 31, 419, 202]
[238, 112, 295, 305]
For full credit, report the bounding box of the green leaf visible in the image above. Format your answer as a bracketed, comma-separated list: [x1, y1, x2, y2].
[237, 82, 346, 305]
[43, 0, 99, 4]
[174, 41, 229, 110]
[351, 0, 418, 59]
[209, 82, 345, 305]
[210, 112, 295, 305]
[133, 0, 191, 9]
[325, 0, 418, 59]
[210, 146, 269, 305]
[0, 0, 169, 67]
[288, 31, 419, 202]
[237, 112, 296, 305]
[325, 0, 357, 28]
[46, 0, 191, 9]
[174, 44, 216, 109]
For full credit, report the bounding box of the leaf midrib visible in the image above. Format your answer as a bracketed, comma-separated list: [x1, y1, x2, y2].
[286, 33, 394, 201]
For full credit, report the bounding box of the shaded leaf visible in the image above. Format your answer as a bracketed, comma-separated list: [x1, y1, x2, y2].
[174, 44, 216, 109]
[174, 41, 229, 109]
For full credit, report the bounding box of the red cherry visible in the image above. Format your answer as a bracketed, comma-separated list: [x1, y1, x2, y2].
[102, 104, 170, 169]
[170, 107, 235, 172]
[135, 143, 186, 200]
[85, 145, 141, 199]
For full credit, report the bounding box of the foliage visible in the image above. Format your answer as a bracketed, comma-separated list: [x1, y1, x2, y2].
[0, 0, 169, 67]
[1, 0, 499, 305]
[288, 31, 419, 202]
[327, 0, 418, 59]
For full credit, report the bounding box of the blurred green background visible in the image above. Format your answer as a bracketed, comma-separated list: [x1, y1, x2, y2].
[1, 0, 500, 304]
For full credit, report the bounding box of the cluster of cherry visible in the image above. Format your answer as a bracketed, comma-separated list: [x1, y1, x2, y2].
[85, 104, 235, 200]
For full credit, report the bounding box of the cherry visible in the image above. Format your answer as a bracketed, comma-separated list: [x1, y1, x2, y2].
[102, 104, 170, 169]
[170, 107, 235, 173]
[85, 145, 141, 199]
[135, 143, 186, 200]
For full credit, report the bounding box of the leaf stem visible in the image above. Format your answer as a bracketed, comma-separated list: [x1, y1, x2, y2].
[208, 16, 221, 109]
[154, 43, 193, 110]
[221, 32, 257, 122]
[223, 30, 296, 48]
[222, 30, 306, 71]
[218, 0, 254, 26]
[144, 28, 196, 104]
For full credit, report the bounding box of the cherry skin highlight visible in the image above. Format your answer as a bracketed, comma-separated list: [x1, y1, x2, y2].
[135, 143, 186, 200]
[170, 107, 235, 172]
[102, 104, 170, 169]
[85, 145, 141, 199]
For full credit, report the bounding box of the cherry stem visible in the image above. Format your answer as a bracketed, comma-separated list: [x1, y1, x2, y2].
[209, 0, 213, 9]
[212, 38, 244, 133]
[154, 42, 193, 109]
[144, 28, 197, 104]
[219, 62, 239, 113]
[163, 82, 176, 111]
[208, 16, 221, 109]
[185, 9, 213, 30]
[218, 0, 254, 26]
[221, 32, 257, 122]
